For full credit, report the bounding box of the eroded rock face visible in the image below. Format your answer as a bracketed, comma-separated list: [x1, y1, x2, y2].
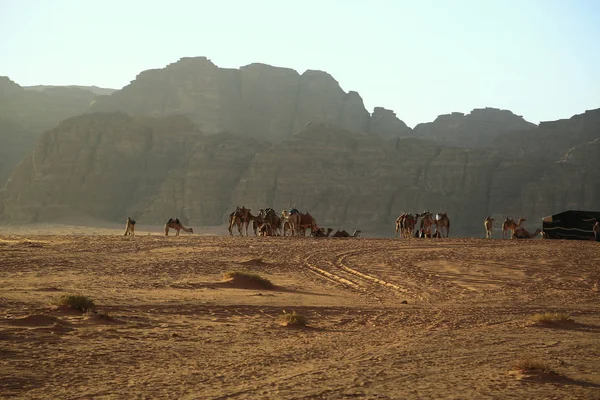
[369, 107, 412, 137]
[411, 108, 536, 147]
[0, 77, 101, 186]
[88, 57, 411, 141]
[2, 113, 202, 222]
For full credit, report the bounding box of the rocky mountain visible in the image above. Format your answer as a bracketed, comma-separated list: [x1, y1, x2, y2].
[3, 108, 597, 235]
[1, 58, 598, 235]
[88, 57, 409, 142]
[408, 108, 537, 148]
[0, 77, 102, 186]
[25, 85, 117, 96]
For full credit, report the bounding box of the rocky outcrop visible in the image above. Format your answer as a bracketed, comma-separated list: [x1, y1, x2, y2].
[0, 77, 101, 187]
[2, 113, 202, 222]
[2, 108, 598, 236]
[369, 107, 412, 137]
[88, 57, 412, 141]
[410, 108, 537, 147]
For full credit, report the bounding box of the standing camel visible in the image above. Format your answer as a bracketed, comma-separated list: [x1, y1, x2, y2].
[435, 212, 450, 238]
[484, 216, 495, 239]
[419, 211, 435, 238]
[124, 217, 136, 236]
[165, 218, 193, 236]
[228, 206, 251, 236]
[394, 214, 417, 238]
[502, 218, 526, 239]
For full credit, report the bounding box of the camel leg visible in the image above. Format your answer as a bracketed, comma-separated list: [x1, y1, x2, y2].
[165, 226, 169, 236]
[176, 228, 180, 237]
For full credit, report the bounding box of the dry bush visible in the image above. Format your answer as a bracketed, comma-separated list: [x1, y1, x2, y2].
[513, 357, 552, 373]
[223, 271, 274, 289]
[55, 294, 96, 313]
[279, 311, 308, 327]
[530, 312, 572, 325]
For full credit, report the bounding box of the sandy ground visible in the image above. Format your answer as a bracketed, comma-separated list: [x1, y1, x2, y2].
[1, 229, 599, 399]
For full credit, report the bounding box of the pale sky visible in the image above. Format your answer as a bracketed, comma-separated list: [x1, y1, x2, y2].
[1, 0, 599, 127]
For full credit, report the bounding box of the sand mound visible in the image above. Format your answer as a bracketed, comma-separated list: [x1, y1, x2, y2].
[7, 315, 65, 327]
[508, 369, 566, 383]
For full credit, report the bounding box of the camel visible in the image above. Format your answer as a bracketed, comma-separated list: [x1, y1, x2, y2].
[124, 217, 136, 236]
[502, 217, 526, 239]
[484, 216, 495, 239]
[394, 214, 417, 239]
[312, 227, 333, 238]
[287, 210, 317, 237]
[228, 206, 252, 236]
[331, 229, 361, 238]
[263, 208, 282, 236]
[258, 222, 273, 237]
[511, 227, 542, 239]
[418, 211, 435, 238]
[282, 219, 293, 237]
[434, 212, 450, 238]
[164, 218, 193, 236]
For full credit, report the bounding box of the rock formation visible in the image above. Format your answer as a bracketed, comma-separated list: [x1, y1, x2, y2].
[1, 58, 598, 236]
[410, 108, 536, 147]
[0, 77, 105, 186]
[88, 57, 412, 141]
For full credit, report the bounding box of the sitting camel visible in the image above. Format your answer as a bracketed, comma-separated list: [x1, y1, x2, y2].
[312, 227, 333, 238]
[511, 227, 542, 239]
[502, 217, 526, 239]
[484, 216, 495, 239]
[124, 217, 136, 236]
[434, 212, 450, 238]
[165, 218, 193, 236]
[331, 229, 361, 238]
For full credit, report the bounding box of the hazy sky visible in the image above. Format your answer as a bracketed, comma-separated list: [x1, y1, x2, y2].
[1, 0, 599, 127]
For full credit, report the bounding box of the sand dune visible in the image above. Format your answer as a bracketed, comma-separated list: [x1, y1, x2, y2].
[1, 231, 599, 399]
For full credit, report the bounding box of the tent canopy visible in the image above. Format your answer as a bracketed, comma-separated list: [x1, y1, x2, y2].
[542, 210, 600, 240]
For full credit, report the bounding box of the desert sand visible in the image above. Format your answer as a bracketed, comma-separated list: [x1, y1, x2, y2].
[1, 227, 599, 399]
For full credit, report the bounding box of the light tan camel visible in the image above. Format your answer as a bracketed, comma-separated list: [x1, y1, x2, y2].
[434, 212, 450, 238]
[484, 216, 495, 239]
[418, 211, 435, 238]
[332, 229, 361, 238]
[164, 218, 193, 236]
[511, 227, 542, 239]
[124, 217, 136, 236]
[228, 206, 251, 236]
[502, 217, 526, 239]
[394, 214, 417, 238]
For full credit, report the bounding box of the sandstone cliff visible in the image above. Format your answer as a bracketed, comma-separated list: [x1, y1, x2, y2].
[88, 57, 411, 141]
[410, 108, 537, 148]
[2, 113, 202, 222]
[0, 77, 100, 186]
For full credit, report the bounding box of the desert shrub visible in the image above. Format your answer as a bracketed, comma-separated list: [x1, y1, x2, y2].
[55, 294, 96, 312]
[279, 311, 308, 327]
[223, 271, 274, 289]
[513, 357, 552, 373]
[530, 312, 572, 325]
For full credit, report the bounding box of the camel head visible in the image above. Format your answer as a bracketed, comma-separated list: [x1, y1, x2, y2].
[353, 230, 362, 237]
[518, 218, 527, 223]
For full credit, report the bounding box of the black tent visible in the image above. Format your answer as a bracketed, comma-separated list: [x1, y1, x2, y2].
[542, 210, 600, 240]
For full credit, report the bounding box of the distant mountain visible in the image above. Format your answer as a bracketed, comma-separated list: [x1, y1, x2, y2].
[25, 85, 117, 96]
[0, 77, 99, 186]
[88, 57, 411, 142]
[1, 57, 598, 235]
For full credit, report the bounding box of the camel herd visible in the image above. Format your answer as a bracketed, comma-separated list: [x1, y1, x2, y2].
[227, 206, 361, 238]
[394, 212, 450, 239]
[122, 211, 540, 239]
